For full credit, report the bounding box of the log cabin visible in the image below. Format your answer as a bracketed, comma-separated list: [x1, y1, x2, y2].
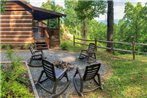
[0, 0, 65, 49]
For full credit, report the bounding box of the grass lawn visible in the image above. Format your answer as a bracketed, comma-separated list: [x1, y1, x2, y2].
[62, 41, 147, 98]
[97, 50, 147, 98]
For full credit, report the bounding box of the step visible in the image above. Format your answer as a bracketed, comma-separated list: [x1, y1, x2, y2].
[36, 47, 48, 50]
[34, 41, 48, 50]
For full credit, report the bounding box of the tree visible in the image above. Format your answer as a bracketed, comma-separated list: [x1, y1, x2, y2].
[42, 0, 63, 12]
[124, 2, 143, 42]
[41, 0, 64, 28]
[107, 0, 114, 53]
[75, 1, 106, 40]
[117, 2, 147, 43]
[115, 2, 147, 52]
[88, 20, 106, 40]
[64, 0, 80, 35]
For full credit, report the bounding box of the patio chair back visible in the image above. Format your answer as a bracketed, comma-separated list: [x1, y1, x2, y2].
[87, 43, 96, 53]
[29, 46, 34, 54]
[42, 59, 56, 81]
[83, 63, 101, 81]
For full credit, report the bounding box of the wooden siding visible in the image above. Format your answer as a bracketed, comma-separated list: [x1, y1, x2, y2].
[0, 1, 34, 44]
[5, 1, 31, 11]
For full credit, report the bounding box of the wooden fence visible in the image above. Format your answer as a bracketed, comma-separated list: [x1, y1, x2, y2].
[73, 36, 147, 60]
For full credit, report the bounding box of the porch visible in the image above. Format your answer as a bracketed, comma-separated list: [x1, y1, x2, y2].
[32, 6, 65, 50]
[33, 20, 60, 50]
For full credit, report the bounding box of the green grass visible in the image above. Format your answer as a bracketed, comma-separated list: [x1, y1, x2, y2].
[96, 50, 147, 98]
[64, 41, 147, 98]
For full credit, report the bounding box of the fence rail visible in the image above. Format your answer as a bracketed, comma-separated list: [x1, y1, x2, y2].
[73, 36, 147, 60]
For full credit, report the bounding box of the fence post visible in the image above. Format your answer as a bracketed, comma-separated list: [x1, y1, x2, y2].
[73, 36, 75, 47]
[95, 38, 97, 52]
[132, 40, 136, 60]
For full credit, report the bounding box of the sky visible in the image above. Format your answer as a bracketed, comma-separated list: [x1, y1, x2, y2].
[30, 0, 146, 21]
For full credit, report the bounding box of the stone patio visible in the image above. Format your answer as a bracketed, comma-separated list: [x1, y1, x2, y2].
[0, 49, 107, 98]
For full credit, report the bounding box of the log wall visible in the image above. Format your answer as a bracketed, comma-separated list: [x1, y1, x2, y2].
[0, 1, 34, 44]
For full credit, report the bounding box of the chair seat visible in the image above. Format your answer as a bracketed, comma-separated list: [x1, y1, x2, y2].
[55, 68, 65, 79]
[33, 52, 42, 55]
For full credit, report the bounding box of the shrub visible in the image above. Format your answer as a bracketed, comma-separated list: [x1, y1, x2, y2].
[60, 41, 69, 50]
[0, 48, 34, 97]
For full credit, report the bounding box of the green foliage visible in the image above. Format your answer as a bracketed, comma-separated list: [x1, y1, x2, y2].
[60, 40, 83, 52]
[116, 2, 147, 43]
[0, 0, 6, 13]
[1, 44, 31, 50]
[113, 2, 147, 52]
[42, 0, 63, 12]
[75, 1, 106, 20]
[88, 20, 106, 40]
[47, 18, 58, 29]
[74, 0, 106, 39]
[41, 0, 64, 28]
[60, 41, 69, 50]
[64, 0, 81, 35]
[0, 49, 33, 98]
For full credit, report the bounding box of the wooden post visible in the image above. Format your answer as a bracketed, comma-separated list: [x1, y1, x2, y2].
[95, 38, 97, 52]
[132, 40, 135, 60]
[73, 36, 75, 47]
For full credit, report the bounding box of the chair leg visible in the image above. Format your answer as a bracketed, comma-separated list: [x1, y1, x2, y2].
[73, 77, 83, 96]
[28, 57, 33, 66]
[80, 79, 84, 96]
[50, 80, 70, 98]
[52, 82, 57, 94]
[65, 72, 69, 81]
[97, 73, 103, 89]
[36, 71, 53, 94]
[93, 74, 102, 89]
[37, 70, 44, 83]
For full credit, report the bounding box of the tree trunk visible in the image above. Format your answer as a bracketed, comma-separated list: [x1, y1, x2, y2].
[107, 0, 114, 53]
[82, 19, 87, 44]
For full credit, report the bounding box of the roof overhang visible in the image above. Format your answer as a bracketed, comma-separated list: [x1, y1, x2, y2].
[13, 0, 66, 20]
[32, 6, 66, 20]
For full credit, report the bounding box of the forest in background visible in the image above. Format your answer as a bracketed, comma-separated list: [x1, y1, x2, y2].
[41, 0, 147, 53]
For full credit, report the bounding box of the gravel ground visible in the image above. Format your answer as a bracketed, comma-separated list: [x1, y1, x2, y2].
[0, 49, 107, 98]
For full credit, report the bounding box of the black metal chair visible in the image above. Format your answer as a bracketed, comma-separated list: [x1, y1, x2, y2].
[73, 63, 102, 96]
[79, 43, 96, 63]
[28, 45, 45, 67]
[36, 59, 70, 97]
